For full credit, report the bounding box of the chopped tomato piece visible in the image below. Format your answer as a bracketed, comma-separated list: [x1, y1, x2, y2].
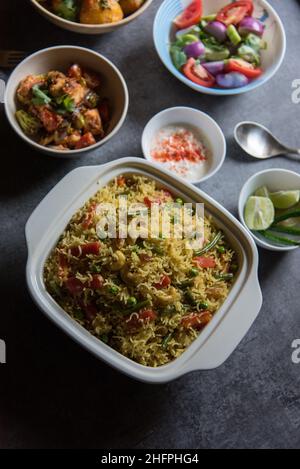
[193, 256, 216, 268]
[183, 59, 215, 88]
[216, 1, 253, 26]
[70, 242, 101, 257]
[225, 58, 262, 78]
[154, 275, 171, 289]
[117, 176, 126, 187]
[74, 132, 96, 150]
[181, 312, 213, 330]
[89, 274, 104, 290]
[144, 196, 153, 208]
[65, 277, 84, 295]
[144, 196, 164, 208]
[126, 309, 157, 329]
[34, 105, 63, 133]
[84, 303, 98, 321]
[174, 0, 203, 30]
[66, 274, 104, 295]
[78, 300, 98, 322]
[98, 98, 110, 124]
[82, 203, 97, 229]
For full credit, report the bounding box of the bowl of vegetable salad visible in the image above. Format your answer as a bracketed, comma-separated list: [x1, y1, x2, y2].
[153, 0, 286, 95]
[4, 46, 129, 157]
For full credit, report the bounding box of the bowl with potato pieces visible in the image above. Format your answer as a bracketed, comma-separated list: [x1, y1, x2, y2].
[31, 0, 153, 34]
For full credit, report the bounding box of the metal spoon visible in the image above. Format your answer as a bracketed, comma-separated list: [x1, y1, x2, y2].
[234, 121, 300, 159]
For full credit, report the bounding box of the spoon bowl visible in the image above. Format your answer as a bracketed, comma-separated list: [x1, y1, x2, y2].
[234, 121, 300, 159]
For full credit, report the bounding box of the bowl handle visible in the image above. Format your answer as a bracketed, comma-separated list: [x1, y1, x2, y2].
[25, 165, 97, 257]
[182, 272, 262, 373]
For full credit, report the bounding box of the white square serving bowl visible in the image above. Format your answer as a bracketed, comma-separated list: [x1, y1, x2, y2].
[25, 158, 262, 383]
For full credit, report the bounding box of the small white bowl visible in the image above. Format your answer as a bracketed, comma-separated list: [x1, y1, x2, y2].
[238, 169, 300, 252]
[4, 46, 129, 157]
[30, 0, 153, 35]
[141, 107, 226, 184]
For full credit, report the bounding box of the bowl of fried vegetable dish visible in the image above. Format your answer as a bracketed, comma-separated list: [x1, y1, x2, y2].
[4, 46, 129, 156]
[31, 0, 153, 34]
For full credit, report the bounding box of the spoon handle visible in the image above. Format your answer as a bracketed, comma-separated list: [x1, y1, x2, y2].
[285, 147, 300, 156]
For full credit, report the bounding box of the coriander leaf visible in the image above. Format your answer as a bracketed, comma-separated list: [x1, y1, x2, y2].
[170, 46, 187, 70]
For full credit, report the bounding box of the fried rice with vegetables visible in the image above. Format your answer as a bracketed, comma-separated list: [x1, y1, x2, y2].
[44, 175, 237, 367]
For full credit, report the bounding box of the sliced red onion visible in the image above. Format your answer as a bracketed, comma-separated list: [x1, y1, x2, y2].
[202, 61, 225, 75]
[204, 21, 227, 42]
[238, 17, 265, 37]
[216, 72, 249, 88]
[184, 41, 205, 59]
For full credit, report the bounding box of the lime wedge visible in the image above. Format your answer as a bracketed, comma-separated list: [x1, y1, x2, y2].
[255, 186, 270, 198]
[269, 190, 300, 209]
[244, 196, 275, 231]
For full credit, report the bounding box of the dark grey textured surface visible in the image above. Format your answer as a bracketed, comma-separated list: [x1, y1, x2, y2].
[1, 0, 300, 449]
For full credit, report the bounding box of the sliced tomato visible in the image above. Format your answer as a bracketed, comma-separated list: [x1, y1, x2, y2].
[183, 58, 215, 88]
[225, 58, 262, 78]
[154, 275, 171, 289]
[181, 312, 213, 330]
[216, 1, 253, 25]
[174, 0, 203, 30]
[70, 242, 101, 258]
[193, 256, 216, 268]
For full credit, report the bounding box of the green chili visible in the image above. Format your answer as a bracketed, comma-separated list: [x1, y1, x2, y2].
[194, 231, 223, 256]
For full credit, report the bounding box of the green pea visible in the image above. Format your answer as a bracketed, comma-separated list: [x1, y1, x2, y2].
[217, 246, 226, 254]
[127, 296, 137, 307]
[198, 301, 209, 310]
[109, 285, 119, 295]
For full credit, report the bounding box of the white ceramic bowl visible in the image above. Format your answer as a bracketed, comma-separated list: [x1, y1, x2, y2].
[141, 107, 226, 184]
[4, 46, 129, 157]
[26, 157, 262, 383]
[30, 0, 153, 34]
[153, 0, 286, 96]
[239, 169, 300, 252]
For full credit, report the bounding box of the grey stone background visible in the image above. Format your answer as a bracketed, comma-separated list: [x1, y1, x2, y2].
[0, 0, 300, 449]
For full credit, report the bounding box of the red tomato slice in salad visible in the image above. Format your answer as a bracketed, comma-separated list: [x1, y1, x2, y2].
[216, 1, 254, 26]
[174, 0, 203, 30]
[225, 58, 262, 78]
[183, 58, 215, 87]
